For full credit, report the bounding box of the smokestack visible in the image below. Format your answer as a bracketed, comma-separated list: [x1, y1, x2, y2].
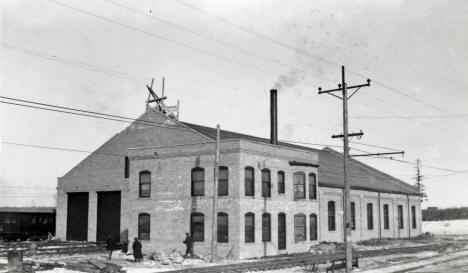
[270, 89, 278, 145]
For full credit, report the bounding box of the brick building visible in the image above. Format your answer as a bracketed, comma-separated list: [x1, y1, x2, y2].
[56, 91, 421, 259]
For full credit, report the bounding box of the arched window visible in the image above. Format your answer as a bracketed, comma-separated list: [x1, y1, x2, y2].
[293, 172, 305, 200]
[309, 213, 317, 241]
[262, 213, 271, 242]
[139, 171, 151, 198]
[124, 156, 130, 179]
[277, 171, 285, 194]
[367, 203, 374, 230]
[411, 206, 417, 229]
[190, 212, 204, 242]
[398, 205, 404, 229]
[383, 204, 390, 230]
[308, 173, 317, 200]
[261, 169, 271, 198]
[191, 167, 205, 196]
[328, 201, 336, 231]
[217, 212, 229, 243]
[245, 213, 255, 243]
[138, 213, 150, 240]
[350, 202, 356, 230]
[218, 166, 229, 196]
[244, 167, 255, 197]
[294, 214, 306, 242]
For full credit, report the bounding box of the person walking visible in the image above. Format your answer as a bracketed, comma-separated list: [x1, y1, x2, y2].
[132, 237, 143, 262]
[182, 233, 193, 258]
[105, 235, 116, 260]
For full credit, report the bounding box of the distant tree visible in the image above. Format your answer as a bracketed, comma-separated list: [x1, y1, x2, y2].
[414, 159, 428, 202]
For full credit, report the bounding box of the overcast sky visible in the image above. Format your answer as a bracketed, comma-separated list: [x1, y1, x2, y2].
[1, 0, 467, 209]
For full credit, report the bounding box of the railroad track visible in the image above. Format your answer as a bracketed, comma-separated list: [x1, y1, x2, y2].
[165, 243, 448, 273]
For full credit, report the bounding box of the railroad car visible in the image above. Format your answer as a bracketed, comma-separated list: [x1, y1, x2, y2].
[0, 207, 55, 241]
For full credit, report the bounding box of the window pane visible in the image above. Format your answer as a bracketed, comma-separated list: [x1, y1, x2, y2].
[310, 214, 317, 241]
[328, 201, 336, 231]
[367, 203, 373, 230]
[191, 213, 204, 242]
[218, 167, 229, 196]
[139, 214, 150, 240]
[217, 213, 229, 243]
[294, 215, 306, 242]
[384, 204, 389, 230]
[293, 172, 305, 199]
[350, 202, 356, 230]
[245, 213, 255, 243]
[140, 173, 151, 183]
[412, 206, 417, 228]
[245, 167, 254, 196]
[309, 173, 317, 199]
[262, 170, 271, 197]
[262, 214, 271, 242]
[278, 171, 285, 194]
[192, 168, 205, 196]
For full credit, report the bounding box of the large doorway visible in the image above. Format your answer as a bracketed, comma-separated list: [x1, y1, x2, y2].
[96, 191, 121, 243]
[278, 213, 286, 250]
[66, 192, 89, 241]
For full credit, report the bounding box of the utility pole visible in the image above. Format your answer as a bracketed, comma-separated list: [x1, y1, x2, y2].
[319, 66, 404, 272]
[318, 66, 369, 272]
[210, 124, 220, 262]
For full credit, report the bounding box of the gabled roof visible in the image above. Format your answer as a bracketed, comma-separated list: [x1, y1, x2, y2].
[181, 122, 419, 196]
[181, 122, 321, 153]
[318, 148, 419, 195]
[0, 207, 56, 213]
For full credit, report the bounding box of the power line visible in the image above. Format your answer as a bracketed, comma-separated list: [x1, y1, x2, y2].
[45, 0, 319, 88]
[1, 141, 126, 157]
[174, 0, 460, 117]
[0, 185, 56, 190]
[101, 0, 334, 85]
[0, 43, 147, 83]
[349, 141, 401, 152]
[352, 114, 468, 119]
[0, 100, 190, 132]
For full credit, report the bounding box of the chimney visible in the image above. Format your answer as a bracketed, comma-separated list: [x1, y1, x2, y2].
[270, 89, 278, 145]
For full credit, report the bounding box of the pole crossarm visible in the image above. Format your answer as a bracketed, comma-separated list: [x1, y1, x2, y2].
[318, 79, 370, 95]
[349, 151, 405, 158]
[332, 131, 364, 139]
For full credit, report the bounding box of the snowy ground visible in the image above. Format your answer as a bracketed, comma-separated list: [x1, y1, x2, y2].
[422, 219, 468, 235]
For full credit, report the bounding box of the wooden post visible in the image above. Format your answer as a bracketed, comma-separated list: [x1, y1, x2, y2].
[210, 125, 220, 262]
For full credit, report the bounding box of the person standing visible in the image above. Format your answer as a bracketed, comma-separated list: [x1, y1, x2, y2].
[105, 235, 116, 260]
[132, 237, 143, 262]
[182, 233, 193, 258]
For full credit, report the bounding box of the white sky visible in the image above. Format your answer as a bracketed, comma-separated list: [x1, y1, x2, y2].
[1, 0, 467, 209]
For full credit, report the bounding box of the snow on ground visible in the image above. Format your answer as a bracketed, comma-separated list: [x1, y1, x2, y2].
[423, 219, 468, 235]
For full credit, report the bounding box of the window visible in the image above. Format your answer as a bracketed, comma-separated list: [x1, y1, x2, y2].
[350, 202, 356, 230]
[124, 156, 130, 178]
[367, 203, 374, 230]
[139, 171, 151, 198]
[277, 171, 285, 194]
[245, 167, 255, 197]
[262, 213, 271, 242]
[218, 166, 229, 196]
[398, 205, 404, 229]
[411, 206, 417, 229]
[383, 204, 390, 230]
[217, 212, 229, 243]
[191, 168, 205, 196]
[310, 214, 317, 241]
[309, 173, 317, 200]
[328, 201, 336, 231]
[261, 169, 271, 198]
[293, 172, 305, 200]
[190, 213, 204, 242]
[245, 213, 255, 243]
[138, 213, 150, 240]
[294, 214, 306, 242]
